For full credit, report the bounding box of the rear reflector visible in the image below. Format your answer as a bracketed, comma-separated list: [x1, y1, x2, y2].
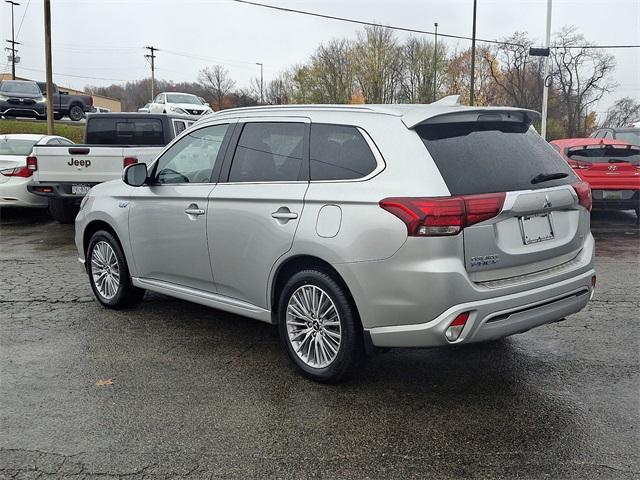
[0, 166, 32, 177]
[572, 181, 592, 211]
[123, 157, 138, 168]
[445, 312, 470, 342]
[26, 156, 38, 171]
[380, 192, 506, 236]
[34, 186, 53, 193]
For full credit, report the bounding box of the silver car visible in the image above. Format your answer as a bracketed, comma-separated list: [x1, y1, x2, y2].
[75, 97, 596, 382]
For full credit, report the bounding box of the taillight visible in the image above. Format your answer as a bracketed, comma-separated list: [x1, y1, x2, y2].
[123, 157, 137, 168]
[380, 192, 506, 236]
[572, 181, 592, 211]
[26, 156, 37, 171]
[0, 166, 32, 177]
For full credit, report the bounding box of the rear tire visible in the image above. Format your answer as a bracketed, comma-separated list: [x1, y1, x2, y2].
[48, 198, 79, 224]
[87, 230, 145, 309]
[278, 269, 364, 383]
[68, 104, 84, 121]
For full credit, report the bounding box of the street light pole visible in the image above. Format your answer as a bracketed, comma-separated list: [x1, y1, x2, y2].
[5, 0, 20, 80]
[469, 0, 477, 106]
[540, 0, 553, 140]
[43, 0, 54, 134]
[256, 62, 264, 105]
[432, 22, 438, 103]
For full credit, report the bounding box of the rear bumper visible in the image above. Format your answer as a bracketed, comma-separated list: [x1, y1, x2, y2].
[28, 182, 97, 199]
[367, 269, 594, 347]
[591, 189, 639, 210]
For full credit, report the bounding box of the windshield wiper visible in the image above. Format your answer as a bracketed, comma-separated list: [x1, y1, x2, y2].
[608, 158, 629, 163]
[531, 172, 569, 184]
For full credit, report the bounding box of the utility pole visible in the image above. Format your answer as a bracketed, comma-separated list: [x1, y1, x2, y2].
[432, 22, 438, 102]
[256, 62, 264, 105]
[469, 0, 477, 106]
[43, 0, 54, 134]
[5, 0, 20, 79]
[540, 0, 553, 140]
[144, 46, 157, 100]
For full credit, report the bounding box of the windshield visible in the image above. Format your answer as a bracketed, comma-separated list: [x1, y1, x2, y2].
[417, 121, 576, 195]
[166, 94, 202, 105]
[0, 138, 38, 156]
[568, 146, 640, 165]
[615, 131, 640, 144]
[0, 81, 41, 95]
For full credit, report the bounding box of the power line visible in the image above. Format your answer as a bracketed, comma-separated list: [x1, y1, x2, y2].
[231, 0, 640, 50]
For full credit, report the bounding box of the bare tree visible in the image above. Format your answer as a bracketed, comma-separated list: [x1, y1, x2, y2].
[310, 39, 355, 103]
[446, 46, 500, 106]
[198, 65, 236, 111]
[601, 97, 640, 128]
[484, 32, 544, 109]
[352, 25, 402, 103]
[265, 70, 296, 105]
[550, 26, 616, 137]
[400, 36, 448, 103]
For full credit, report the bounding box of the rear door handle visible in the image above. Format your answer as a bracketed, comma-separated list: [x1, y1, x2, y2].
[271, 207, 298, 221]
[185, 204, 205, 217]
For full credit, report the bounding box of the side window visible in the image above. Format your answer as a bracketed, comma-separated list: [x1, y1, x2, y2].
[155, 124, 229, 184]
[47, 138, 60, 145]
[58, 138, 74, 146]
[173, 120, 186, 135]
[310, 124, 378, 180]
[155, 94, 164, 104]
[228, 122, 305, 182]
[604, 131, 613, 139]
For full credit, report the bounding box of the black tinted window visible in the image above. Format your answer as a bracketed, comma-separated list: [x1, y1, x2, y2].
[229, 122, 305, 182]
[417, 122, 576, 195]
[86, 118, 164, 145]
[310, 124, 377, 180]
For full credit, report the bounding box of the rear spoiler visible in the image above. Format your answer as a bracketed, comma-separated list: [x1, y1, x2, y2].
[402, 103, 541, 129]
[567, 143, 639, 154]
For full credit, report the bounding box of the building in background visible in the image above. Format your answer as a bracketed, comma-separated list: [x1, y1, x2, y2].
[0, 73, 122, 112]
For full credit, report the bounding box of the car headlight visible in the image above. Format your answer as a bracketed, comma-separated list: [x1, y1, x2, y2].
[170, 106, 187, 114]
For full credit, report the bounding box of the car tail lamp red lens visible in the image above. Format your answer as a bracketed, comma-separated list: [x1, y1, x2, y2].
[123, 157, 138, 168]
[0, 166, 32, 177]
[380, 192, 506, 236]
[26, 156, 37, 171]
[445, 312, 470, 342]
[572, 181, 592, 211]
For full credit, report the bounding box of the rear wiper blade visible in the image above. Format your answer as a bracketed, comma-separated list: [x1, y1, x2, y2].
[531, 172, 569, 184]
[608, 158, 629, 163]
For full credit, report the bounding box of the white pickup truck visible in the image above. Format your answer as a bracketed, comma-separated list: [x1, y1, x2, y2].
[28, 112, 196, 222]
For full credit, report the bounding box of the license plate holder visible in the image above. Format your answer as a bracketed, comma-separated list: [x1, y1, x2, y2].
[602, 190, 623, 200]
[519, 213, 554, 245]
[71, 184, 92, 195]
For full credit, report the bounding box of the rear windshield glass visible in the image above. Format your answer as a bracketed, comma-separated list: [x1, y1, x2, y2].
[615, 131, 640, 144]
[86, 118, 164, 145]
[417, 122, 576, 195]
[568, 146, 640, 165]
[0, 138, 37, 156]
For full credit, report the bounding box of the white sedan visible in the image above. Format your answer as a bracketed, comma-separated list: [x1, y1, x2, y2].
[0, 134, 74, 208]
[148, 92, 213, 116]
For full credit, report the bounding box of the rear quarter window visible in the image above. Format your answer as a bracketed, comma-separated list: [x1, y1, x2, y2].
[417, 122, 576, 195]
[310, 124, 378, 181]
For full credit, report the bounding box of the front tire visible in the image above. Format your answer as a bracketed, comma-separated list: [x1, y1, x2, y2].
[87, 230, 145, 309]
[278, 269, 364, 383]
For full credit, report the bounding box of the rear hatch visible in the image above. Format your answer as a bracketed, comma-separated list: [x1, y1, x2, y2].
[566, 144, 640, 190]
[416, 112, 589, 282]
[31, 145, 129, 183]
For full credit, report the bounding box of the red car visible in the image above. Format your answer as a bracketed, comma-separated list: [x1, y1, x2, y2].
[550, 138, 640, 218]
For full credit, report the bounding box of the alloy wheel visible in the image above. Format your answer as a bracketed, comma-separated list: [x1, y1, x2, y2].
[91, 241, 120, 300]
[286, 284, 341, 369]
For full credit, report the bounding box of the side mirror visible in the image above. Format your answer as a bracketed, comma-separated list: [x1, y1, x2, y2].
[123, 163, 148, 187]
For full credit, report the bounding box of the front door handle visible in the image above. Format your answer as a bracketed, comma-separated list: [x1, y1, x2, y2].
[185, 204, 205, 217]
[271, 207, 298, 222]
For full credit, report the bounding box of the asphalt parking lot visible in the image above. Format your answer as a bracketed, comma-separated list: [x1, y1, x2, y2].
[0, 208, 638, 479]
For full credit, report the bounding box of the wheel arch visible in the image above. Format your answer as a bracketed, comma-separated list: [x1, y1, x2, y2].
[83, 220, 122, 271]
[269, 254, 362, 327]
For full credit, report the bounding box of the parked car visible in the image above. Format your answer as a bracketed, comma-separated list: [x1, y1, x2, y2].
[137, 103, 151, 113]
[148, 92, 213, 116]
[35, 82, 93, 121]
[0, 80, 47, 119]
[0, 134, 74, 208]
[28, 113, 196, 223]
[590, 127, 640, 145]
[75, 99, 596, 382]
[550, 137, 640, 218]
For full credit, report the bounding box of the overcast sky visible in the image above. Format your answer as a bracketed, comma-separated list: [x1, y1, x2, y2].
[1, 0, 638, 115]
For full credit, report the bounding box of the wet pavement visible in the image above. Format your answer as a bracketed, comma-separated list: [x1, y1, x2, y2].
[0, 207, 638, 479]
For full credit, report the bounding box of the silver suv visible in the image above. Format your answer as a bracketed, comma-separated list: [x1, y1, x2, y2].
[75, 98, 596, 382]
